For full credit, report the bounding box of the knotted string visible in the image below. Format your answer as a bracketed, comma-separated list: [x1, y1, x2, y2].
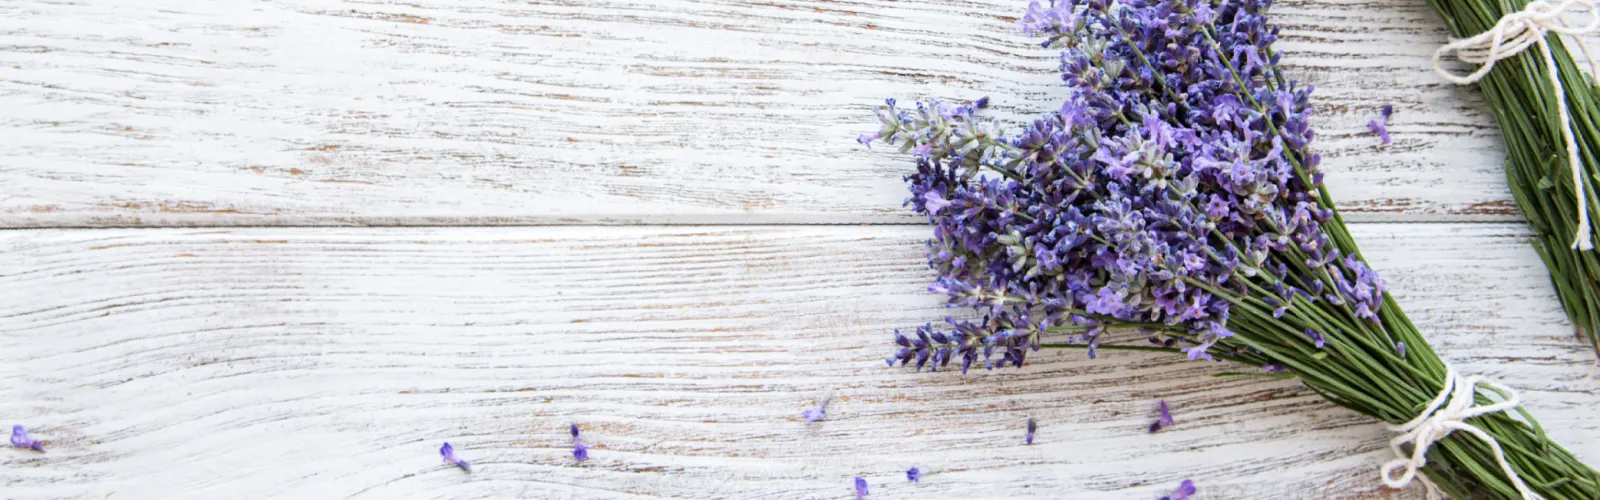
[1433, 0, 1600, 251]
[1380, 365, 1540, 499]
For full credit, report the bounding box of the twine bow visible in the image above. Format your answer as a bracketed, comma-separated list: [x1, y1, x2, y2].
[1380, 365, 1540, 499]
[1433, 0, 1600, 251]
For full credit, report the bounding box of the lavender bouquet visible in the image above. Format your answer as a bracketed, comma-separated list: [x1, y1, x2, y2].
[860, 0, 1599, 498]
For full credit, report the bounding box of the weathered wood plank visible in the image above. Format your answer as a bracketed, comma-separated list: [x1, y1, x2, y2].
[0, 0, 1542, 227]
[1, 224, 1594, 498]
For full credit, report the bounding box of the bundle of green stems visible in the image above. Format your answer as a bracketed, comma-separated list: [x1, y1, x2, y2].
[1425, 0, 1600, 360]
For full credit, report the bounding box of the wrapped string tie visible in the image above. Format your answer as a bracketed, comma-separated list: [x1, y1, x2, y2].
[1433, 0, 1600, 251]
[1379, 365, 1540, 499]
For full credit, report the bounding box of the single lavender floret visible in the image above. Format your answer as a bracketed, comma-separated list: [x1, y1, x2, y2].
[906, 466, 921, 482]
[1395, 341, 1407, 359]
[801, 389, 832, 424]
[439, 442, 470, 472]
[571, 424, 588, 461]
[1305, 329, 1326, 349]
[1159, 479, 1197, 500]
[1148, 400, 1175, 433]
[1367, 105, 1393, 145]
[854, 477, 869, 499]
[10, 425, 43, 452]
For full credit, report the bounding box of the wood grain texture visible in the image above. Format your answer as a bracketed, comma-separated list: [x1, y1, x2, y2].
[1, 224, 1595, 499]
[0, 0, 1556, 227]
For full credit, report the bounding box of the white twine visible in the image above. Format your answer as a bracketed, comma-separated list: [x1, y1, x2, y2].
[1433, 0, 1600, 251]
[1379, 365, 1540, 499]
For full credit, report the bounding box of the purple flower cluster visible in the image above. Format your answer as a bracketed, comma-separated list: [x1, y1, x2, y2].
[862, 0, 1387, 370]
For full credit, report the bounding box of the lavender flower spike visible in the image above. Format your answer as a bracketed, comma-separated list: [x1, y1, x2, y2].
[1367, 105, 1393, 145]
[1025, 417, 1037, 445]
[10, 425, 42, 452]
[854, 477, 869, 499]
[1159, 479, 1196, 500]
[571, 424, 589, 461]
[439, 442, 470, 472]
[1148, 400, 1175, 433]
[801, 388, 832, 424]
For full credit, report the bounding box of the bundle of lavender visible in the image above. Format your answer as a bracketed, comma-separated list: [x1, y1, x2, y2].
[859, 0, 1599, 497]
[1423, 0, 1600, 361]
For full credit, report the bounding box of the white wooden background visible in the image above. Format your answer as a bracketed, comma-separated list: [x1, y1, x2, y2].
[0, 0, 1596, 499]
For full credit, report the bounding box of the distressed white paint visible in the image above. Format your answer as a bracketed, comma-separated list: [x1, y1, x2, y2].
[3, 0, 1597, 498]
[0, 0, 1566, 227]
[0, 225, 1595, 499]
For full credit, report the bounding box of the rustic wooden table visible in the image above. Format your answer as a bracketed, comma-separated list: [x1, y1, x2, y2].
[1, 0, 1597, 498]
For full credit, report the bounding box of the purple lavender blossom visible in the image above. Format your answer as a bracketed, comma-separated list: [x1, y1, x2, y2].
[855, 477, 869, 499]
[9, 425, 42, 452]
[1367, 105, 1393, 145]
[1160, 479, 1197, 500]
[439, 442, 469, 472]
[863, 0, 1389, 416]
[1396, 342, 1407, 359]
[571, 424, 588, 461]
[906, 466, 921, 482]
[1148, 400, 1175, 433]
[1025, 417, 1037, 445]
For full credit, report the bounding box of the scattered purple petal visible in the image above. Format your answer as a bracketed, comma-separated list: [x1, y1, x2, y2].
[855, 477, 869, 499]
[1366, 105, 1393, 145]
[1148, 400, 1175, 433]
[802, 389, 832, 424]
[439, 442, 470, 472]
[906, 467, 921, 482]
[9, 425, 42, 452]
[1025, 417, 1037, 445]
[571, 424, 589, 461]
[1159, 479, 1197, 500]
